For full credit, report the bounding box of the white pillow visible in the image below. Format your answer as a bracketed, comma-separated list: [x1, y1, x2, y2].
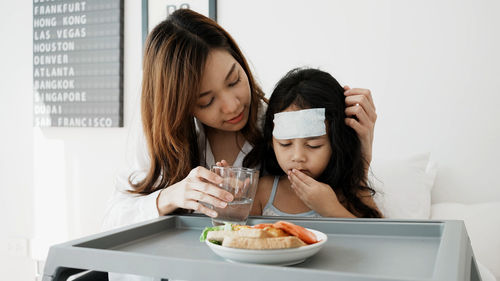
[369, 153, 437, 219]
[431, 202, 500, 280]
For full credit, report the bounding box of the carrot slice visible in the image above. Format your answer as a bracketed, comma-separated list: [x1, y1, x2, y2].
[252, 223, 274, 229]
[273, 221, 318, 244]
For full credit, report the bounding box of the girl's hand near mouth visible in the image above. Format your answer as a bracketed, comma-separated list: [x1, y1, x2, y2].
[288, 169, 355, 218]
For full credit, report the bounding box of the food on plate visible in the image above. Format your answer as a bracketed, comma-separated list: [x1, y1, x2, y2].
[273, 221, 318, 244]
[207, 228, 273, 241]
[200, 221, 320, 250]
[222, 236, 306, 250]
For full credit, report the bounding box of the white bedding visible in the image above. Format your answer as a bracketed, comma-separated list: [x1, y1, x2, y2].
[369, 153, 499, 281]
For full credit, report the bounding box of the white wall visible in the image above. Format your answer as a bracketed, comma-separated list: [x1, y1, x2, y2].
[1, 0, 499, 280]
[29, 0, 143, 264]
[1, 0, 143, 280]
[0, 0, 35, 279]
[218, 0, 500, 204]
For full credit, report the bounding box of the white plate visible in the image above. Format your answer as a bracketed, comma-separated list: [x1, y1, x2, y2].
[205, 229, 327, 266]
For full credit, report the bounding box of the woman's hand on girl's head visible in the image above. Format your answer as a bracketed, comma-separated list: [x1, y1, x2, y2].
[156, 166, 234, 217]
[288, 169, 356, 218]
[343, 86, 377, 167]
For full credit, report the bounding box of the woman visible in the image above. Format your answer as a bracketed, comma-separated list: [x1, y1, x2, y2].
[102, 9, 377, 230]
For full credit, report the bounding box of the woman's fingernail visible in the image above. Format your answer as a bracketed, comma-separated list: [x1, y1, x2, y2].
[210, 211, 217, 217]
[226, 194, 234, 201]
[219, 202, 227, 208]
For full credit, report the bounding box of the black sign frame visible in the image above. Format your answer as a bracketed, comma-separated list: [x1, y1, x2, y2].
[141, 0, 217, 46]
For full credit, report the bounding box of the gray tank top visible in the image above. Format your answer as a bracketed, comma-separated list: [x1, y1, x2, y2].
[262, 176, 322, 218]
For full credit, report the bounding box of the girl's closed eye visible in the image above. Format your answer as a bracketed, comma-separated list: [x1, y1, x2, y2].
[278, 142, 291, 147]
[307, 144, 323, 149]
[305, 135, 329, 149]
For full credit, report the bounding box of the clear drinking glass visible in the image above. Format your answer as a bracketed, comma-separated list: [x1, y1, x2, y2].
[209, 166, 259, 226]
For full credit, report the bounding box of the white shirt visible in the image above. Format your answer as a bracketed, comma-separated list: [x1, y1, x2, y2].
[103, 102, 265, 281]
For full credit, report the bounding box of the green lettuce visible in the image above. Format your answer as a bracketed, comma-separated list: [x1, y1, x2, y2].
[199, 223, 234, 242]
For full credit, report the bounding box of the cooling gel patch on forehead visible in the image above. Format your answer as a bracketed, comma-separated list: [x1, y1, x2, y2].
[273, 108, 326, 139]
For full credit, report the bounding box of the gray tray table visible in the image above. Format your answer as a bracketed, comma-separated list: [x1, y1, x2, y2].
[42, 215, 481, 281]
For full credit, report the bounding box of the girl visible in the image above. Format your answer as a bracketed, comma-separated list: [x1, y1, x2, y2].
[103, 9, 378, 230]
[251, 68, 382, 218]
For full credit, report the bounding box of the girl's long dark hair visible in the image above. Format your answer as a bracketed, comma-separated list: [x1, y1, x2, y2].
[260, 68, 381, 218]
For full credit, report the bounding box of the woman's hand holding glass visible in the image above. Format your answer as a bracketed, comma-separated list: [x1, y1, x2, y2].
[156, 166, 234, 217]
[343, 86, 377, 168]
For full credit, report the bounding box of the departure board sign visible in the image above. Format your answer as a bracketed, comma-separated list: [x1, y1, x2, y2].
[33, 0, 124, 127]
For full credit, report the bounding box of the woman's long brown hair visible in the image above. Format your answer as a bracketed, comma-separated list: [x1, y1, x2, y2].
[130, 9, 266, 195]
